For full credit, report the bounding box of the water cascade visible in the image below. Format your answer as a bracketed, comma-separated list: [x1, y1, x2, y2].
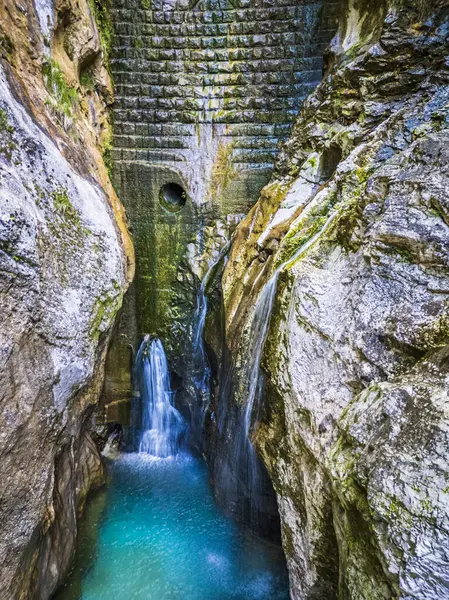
[132, 336, 185, 458]
[56, 337, 290, 600]
[188, 241, 231, 444]
[223, 209, 340, 526]
[192, 241, 231, 391]
[191, 271, 212, 394]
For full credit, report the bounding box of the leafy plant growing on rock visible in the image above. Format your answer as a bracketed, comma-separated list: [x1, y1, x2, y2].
[79, 67, 96, 91]
[89, 0, 114, 67]
[42, 59, 79, 131]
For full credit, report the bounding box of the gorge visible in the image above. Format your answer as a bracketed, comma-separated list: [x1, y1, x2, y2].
[1, 0, 449, 599]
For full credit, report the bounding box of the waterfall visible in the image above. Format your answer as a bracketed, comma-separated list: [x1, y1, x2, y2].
[187, 241, 232, 448]
[231, 210, 340, 524]
[191, 277, 210, 394]
[244, 211, 339, 434]
[192, 241, 231, 394]
[133, 336, 185, 458]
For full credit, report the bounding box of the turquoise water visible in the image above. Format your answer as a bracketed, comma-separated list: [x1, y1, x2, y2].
[55, 453, 289, 600]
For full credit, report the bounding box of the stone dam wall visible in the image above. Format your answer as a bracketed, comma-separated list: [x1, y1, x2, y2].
[103, 0, 338, 423]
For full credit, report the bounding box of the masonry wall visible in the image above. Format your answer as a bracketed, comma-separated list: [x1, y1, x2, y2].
[103, 0, 338, 414]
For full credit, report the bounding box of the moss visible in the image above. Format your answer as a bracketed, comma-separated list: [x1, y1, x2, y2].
[134, 37, 143, 49]
[89, 0, 114, 67]
[52, 187, 80, 222]
[101, 120, 114, 178]
[274, 187, 339, 268]
[392, 245, 415, 263]
[42, 59, 79, 131]
[103, 140, 113, 178]
[47, 186, 90, 259]
[79, 68, 96, 91]
[0, 108, 17, 160]
[208, 141, 236, 198]
[276, 215, 328, 268]
[420, 312, 449, 349]
[0, 109, 15, 134]
[330, 439, 401, 598]
[89, 287, 121, 341]
[262, 270, 294, 376]
[0, 30, 14, 61]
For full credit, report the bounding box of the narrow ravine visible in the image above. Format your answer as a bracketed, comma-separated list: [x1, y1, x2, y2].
[54, 339, 289, 600]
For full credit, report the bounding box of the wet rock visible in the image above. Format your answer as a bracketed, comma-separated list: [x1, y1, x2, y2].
[0, 0, 132, 595]
[221, 0, 449, 597]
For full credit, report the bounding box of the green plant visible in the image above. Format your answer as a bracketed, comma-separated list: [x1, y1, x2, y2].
[0, 108, 17, 160]
[79, 68, 96, 91]
[42, 59, 79, 131]
[52, 186, 81, 225]
[100, 120, 114, 178]
[0, 108, 14, 134]
[0, 30, 14, 61]
[103, 141, 113, 178]
[89, 0, 114, 66]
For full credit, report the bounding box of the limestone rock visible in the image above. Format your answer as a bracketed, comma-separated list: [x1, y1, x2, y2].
[0, 0, 132, 594]
[221, 0, 449, 597]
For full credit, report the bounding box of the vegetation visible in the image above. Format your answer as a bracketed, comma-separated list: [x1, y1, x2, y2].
[42, 59, 79, 131]
[89, 0, 114, 66]
[208, 142, 236, 198]
[0, 108, 17, 160]
[79, 68, 96, 91]
[52, 186, 81, 224]
[394, 0, 432, 19]
[0, 30, 14, 61]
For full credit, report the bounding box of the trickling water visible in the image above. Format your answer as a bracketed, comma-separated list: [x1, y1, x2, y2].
[192, 241, 231, 392]
[188, 242, 231, 447]
[132, 336, 185, 458]
[230, 210, 340, 524]
[191, 276, 210, 394]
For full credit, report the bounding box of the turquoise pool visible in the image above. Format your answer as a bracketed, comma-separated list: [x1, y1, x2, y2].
[55, 453, 289, 600]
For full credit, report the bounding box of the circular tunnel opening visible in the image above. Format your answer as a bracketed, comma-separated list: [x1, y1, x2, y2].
[159, 182, 187, 212]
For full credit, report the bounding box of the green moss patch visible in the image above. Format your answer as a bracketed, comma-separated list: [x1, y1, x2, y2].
[0, 108, 17, 160]
[89, 0, 114, 67]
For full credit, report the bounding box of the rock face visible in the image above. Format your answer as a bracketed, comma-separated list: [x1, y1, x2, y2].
[0, 0, 133, 596]
[102, 0, 339, 422]
[219, 0, 449, 597]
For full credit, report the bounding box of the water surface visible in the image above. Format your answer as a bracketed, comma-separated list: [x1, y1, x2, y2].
[55, 453, 289, 600]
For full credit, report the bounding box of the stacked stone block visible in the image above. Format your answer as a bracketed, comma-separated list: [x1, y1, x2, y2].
[110, 0, 339, 182]
[104, 0, 338, 407]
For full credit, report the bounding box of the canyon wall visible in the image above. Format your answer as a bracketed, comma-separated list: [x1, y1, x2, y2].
[219, 0, 449, 597]
[103, 0, 339, 425]
[0, 0, 133, 596]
